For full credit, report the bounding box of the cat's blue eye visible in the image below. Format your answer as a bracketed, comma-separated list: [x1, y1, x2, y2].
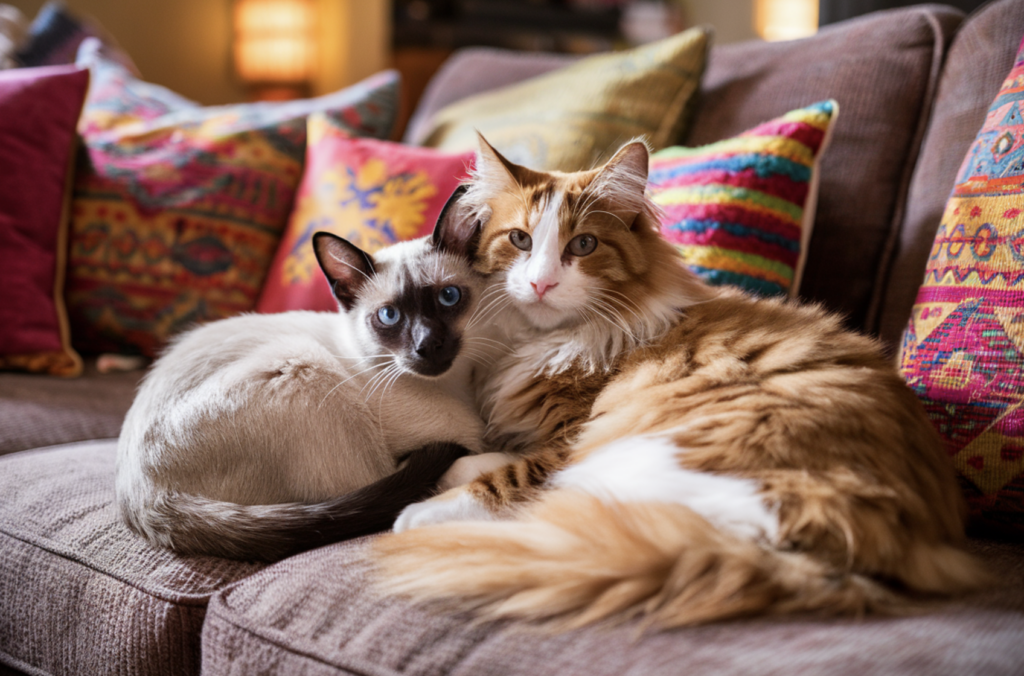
[509, 229, 532, 252]
[438, 286, 461, 307]
[377, 306, 401, 326]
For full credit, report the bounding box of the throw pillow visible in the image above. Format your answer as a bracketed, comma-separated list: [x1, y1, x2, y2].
[257, 118, 475, 313]
[418, 27, 709, 172]
[899, 38, 1024, 533]
[648, 100, 838, 298]
[0, 64, 88, 377]
[66, 41, 400, 356]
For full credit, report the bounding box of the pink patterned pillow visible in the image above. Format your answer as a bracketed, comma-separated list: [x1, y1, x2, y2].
[66, 44, 399, 356]
[899, 37, 1024, 534]
[256, 117, 474, 313]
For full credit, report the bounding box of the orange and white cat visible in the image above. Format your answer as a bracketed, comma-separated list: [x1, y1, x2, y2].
[374, 135, 988, 629]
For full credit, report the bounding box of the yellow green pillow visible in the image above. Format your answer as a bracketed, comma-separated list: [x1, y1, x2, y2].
[419, 27, 710, 172]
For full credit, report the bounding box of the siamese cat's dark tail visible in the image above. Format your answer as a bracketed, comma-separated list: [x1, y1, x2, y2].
[123, 442, 470, 562]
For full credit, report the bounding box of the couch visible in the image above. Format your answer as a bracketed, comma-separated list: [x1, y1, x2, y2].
[2, 2, 1024, 674]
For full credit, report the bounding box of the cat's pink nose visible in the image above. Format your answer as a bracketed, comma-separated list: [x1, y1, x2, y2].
[531, 281, 558, 299]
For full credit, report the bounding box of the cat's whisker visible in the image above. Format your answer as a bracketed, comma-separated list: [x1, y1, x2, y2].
[585, 209, 629, 229]
[317, 360, 393, 410]
[467, 295, 515, 331]
[363, 363, 402, 403]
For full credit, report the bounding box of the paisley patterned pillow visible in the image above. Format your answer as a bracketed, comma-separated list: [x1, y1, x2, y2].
[65, 41, 399, 356]
[256, 117, 474, 313]
[899, 36, 1024, 534]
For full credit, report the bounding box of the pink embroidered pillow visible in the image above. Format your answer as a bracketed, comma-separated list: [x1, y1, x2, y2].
[66, 43, 399, 357]
[256, 117, 475, 313]
[899, 38, 1024, 534]
[0, 65, 89, 377]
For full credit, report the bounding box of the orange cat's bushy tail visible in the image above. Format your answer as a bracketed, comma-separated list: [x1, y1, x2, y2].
[374, 491, 913, 629]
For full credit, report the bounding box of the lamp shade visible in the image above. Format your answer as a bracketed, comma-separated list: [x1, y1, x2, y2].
[234, 0, 315, 84]
[754, 0, 818, 42]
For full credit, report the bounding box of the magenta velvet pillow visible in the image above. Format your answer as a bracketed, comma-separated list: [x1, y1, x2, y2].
[0, 64, 88, 376]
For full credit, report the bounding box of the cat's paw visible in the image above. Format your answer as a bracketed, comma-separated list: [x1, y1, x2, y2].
[438, 452, 515, 491]
[393, 491, 494, 532]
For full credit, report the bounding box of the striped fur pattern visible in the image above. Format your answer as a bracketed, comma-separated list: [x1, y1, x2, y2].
[374, 137, 989, 629]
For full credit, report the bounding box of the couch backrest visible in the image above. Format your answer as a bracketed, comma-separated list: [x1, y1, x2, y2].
[874, 0, 1024, 346]
[404, 4, 1014, 342]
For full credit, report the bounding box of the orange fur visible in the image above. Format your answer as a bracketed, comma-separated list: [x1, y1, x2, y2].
[373, 138, 989, 630]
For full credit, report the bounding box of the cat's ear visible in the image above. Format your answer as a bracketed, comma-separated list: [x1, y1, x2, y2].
[313, 232, 376, 311]
[433, 185, 481, 259]
[591, 141, 651, 229]
[475, 132, 522, 193]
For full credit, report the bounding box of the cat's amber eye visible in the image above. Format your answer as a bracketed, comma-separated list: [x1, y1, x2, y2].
[377, 306, 401, 326]
[509, 229, 532, 252]
[567, 234, 598, 257]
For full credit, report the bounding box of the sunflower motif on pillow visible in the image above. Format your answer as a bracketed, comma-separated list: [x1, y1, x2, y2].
[256, 117, 474, 313]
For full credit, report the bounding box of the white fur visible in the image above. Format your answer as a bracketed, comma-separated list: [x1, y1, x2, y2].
[552, 434, 779, 543]
[437, 452, 516, 492]
[116, 237, 528, 541]
[394, 489, 497, 532]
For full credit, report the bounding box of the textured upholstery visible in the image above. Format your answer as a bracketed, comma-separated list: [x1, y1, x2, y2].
[686, 5, 963, 334]
[399, 5, 964, 335]
[875, 0, 1024, 345]
[201, 535, 1024, 676]
[0, 441, 264, 675]
[0, 361, 143, 456]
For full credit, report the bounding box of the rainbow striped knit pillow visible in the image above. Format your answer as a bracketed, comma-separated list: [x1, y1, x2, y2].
[648, 100, 838, 297]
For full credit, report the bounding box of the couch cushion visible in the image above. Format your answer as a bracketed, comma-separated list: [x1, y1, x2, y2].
[0, 361, 143, 456]
[875, 0, 1024, 346]
[403, 48, 576, 147]
[256, 121, 475, 314]
[201, 536, 1024, 676]
[685, 5, 963, 333]
[0, 440, 263, 675]
[0, 64, 88, 377]
[402, 6, 963, 333]
[414, 27, 709, 171]
[649, 100, 838, 298]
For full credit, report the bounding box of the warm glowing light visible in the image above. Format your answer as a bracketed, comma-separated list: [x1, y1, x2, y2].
[754, 0, 818, 42]
[234, 0, 316, 84]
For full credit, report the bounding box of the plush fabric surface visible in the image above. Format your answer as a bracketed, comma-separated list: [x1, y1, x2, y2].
[0, 360, 143, 456]
[65, 42, 399, 357]
[201, 535, 1024, 676]
[877, 0, 1024, 347]
[403, 48, 576, 147]
[648, 100, 837, 298]
[0, 441, 264, 676]
[401, 7, 962, 331]
[0, 64, 88, 377]
[257, 119, 474, 313]
[685, 5, 962, 331]
[417, 28, 709, 172]
[14, 0, 136, 73]
[899, 35, 1024, 534]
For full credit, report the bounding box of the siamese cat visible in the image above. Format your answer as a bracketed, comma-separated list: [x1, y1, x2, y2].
[117, 189, 520, 561]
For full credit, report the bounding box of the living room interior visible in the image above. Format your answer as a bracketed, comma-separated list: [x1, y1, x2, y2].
[1, 0, 1022, 674]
